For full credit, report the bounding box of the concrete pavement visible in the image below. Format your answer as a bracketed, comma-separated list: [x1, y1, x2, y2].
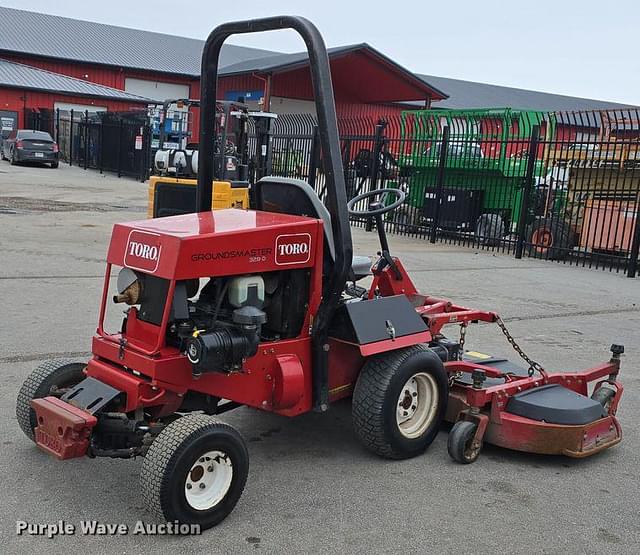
[1, 162, 638, 554]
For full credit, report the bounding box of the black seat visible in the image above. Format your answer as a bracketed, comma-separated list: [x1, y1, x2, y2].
[506, 384, 605, 425]
[257, 177, 371, 280]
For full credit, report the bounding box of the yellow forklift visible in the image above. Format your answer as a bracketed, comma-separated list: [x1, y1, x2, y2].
[148, 100, 277, 218]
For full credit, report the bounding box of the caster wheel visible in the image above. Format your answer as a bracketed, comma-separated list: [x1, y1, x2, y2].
[447, 420, 482, 464]
[592, 386, 616, 412]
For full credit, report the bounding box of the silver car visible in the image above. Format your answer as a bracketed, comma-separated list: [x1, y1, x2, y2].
[1, 129, 59, 168]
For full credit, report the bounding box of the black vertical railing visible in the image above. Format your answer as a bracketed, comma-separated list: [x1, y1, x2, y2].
[68, 109, 74, 166]
[515, 125, 540, 259]
[430, 125, 450, 244]
[628, 209, 640, 278]
[44, 106, 640, 277]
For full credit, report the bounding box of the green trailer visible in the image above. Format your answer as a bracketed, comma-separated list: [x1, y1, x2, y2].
[394, 108, 554, 239]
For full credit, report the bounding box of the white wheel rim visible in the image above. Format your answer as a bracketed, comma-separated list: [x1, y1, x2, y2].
[396, 372, 439, 439]
[184, 450, 233, 511]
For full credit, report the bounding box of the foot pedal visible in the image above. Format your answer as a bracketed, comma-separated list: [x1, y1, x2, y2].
[345, 283, 367, 298]
[61, 377, 121, 414]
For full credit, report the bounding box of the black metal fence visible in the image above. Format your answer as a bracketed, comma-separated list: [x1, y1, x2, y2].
[26, 106, 640, 277]
[52, 108, 151, 181]
[263, 109, 640, 278]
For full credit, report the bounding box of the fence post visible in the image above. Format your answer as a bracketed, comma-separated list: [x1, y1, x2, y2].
[308, 125, 320, 192]
[366, 119, 387, 232]
[99, 119, 104, 174]
[141, 124, 151, 182]
[117, 119, 123, 178]
[627, 208, 640, 278]
[69, 109, 74, 166]
[430, 125, 450, 244]
[55, 108, 60, 146]
[83, 110, 89, 170]
[515, 125, 540, 259]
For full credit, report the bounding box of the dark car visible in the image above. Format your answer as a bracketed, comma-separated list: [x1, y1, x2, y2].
[1, 129, 59, 168]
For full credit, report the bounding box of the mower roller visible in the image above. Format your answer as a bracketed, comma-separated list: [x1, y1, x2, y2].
[16, 16, 624, 530]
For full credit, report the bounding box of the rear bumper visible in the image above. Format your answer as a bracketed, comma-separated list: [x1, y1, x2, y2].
[15, 150, 58, 162]
[31, 397, 97, 460]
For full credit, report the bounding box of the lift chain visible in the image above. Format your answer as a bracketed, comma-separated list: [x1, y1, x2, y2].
[458, 323, 467, 359]
[447, 324, 468, 387]
[495, 315, 545, 377]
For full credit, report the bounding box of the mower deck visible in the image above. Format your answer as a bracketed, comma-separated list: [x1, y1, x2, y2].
[442, 349, 623, 460]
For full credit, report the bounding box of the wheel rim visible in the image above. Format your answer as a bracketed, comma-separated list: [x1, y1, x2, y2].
[463, 434, 481, 461]
[184, 450, 233, 511]
[531, 228, 553, 254]
[396, 372, 439, 439]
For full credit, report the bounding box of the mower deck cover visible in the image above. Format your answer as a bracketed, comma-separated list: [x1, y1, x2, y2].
[506, 384, 606, 425]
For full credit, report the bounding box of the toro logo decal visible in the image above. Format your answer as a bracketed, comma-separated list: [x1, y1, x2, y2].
[124, 230, 162, 273]
[275, 233, 311, 266]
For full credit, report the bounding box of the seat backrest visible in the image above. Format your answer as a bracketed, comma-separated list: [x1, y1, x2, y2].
[257, 177, 335, 263]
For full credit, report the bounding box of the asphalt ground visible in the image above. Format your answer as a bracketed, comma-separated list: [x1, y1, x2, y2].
[1, 162, 638, 554]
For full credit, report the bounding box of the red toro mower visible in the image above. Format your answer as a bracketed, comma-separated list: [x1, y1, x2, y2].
[16, 16, 623, 530]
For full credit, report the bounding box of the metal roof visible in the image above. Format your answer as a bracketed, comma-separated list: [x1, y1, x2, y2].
[1, 7, 634, 111]
[218, 45, 358, 75]
[0, 6, 277, 76]
[417, 74, 637, 111]
[0, 58, 152, 102]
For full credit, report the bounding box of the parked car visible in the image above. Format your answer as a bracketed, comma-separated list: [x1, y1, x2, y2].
[1, 130, 59, 168]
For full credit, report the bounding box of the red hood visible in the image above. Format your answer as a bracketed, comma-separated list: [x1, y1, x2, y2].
[107, 209, 323, 280]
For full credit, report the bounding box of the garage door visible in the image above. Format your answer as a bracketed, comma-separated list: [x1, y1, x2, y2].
[124, 78, 190, 103]
[54, 102, 107, 119]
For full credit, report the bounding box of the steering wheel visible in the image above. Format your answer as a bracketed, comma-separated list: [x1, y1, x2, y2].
[347, 188, 406, 217]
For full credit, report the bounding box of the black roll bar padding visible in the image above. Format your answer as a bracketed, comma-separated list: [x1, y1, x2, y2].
[197, 16, 353, 410]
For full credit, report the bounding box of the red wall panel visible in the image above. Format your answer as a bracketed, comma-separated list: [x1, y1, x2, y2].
[3, 54, 197, 92]
[0, 87, 146, 128]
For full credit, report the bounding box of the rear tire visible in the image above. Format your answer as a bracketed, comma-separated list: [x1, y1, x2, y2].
[352, 345, 448, 459]
[475, 213, 505, 246]
[51, 161, 59, 169]
[447, 420, 481, 464]
[10, 149, 17, 165]
[140, 415, 248, 530]
[394, 205, 421, 232]
[527, 217, 575, 260]
[16, 359, 86, 441]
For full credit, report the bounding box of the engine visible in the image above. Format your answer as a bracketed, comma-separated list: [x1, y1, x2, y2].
[114, 269, 309, 376]
[183, 276, 266, 375]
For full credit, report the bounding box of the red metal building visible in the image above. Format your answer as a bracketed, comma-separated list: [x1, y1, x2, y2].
[0, 7, 447, 139]
[0, 58, 152, 134]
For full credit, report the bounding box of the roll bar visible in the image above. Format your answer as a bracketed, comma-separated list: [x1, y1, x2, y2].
[197, 16, 353, 410]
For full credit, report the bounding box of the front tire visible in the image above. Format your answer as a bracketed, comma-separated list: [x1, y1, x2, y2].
[16, 359, 86, 441]
[352, 345, 448, 459]
[140, 415, 248, 530]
